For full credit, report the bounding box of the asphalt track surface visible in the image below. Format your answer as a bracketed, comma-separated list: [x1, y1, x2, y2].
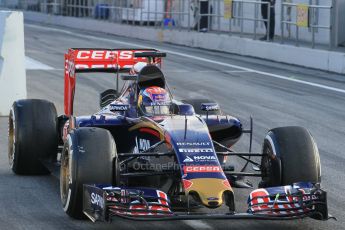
[0, 22, 344, 230]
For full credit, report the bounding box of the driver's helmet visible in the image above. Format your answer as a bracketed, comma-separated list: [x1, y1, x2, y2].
[138, 86, 171, 116]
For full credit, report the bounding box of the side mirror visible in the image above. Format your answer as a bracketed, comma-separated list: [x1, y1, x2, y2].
[179, 104, 195, 115]
[100, 89, 118, 108]
[200, 103, 220, 112]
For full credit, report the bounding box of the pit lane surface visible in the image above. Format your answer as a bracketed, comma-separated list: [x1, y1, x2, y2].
[0, 22, 344, 230]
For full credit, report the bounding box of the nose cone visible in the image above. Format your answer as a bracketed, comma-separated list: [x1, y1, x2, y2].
[184, 178, 233, 208]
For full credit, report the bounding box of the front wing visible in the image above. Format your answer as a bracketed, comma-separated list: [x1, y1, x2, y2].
[83, 182, 329, 222]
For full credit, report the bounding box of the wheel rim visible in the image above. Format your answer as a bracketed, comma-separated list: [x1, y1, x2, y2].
[8, 111, 15, 169]
[261, 143, 273, 185]
[60, 147, 70, 206]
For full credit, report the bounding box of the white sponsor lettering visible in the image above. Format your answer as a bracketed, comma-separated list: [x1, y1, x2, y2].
[120, 50, 132, 59]
[139, 139, 150, 151]
[75, 50, 145, 60]
[91, 50, 104, 59]
[176, 142, 211, 146]
[179, 148, 213, 153]
[184, 166, 222, 173]
[90, 64, 105, 69]
[75, 64, 89, 69]
[193, 155, 217, 161]
[91, 192, 104, 209]
[204, 104, 219, 111]
[110, 104, 129, 111]
[104, 51, 116, 59]
[75, 64, 118, 69]
[183, 155, 217, 163]
[76, 50, 90, 59]
[134, 137, 151, 153]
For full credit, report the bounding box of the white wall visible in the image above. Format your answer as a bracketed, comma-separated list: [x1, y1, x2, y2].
[0, 11, 27, 116]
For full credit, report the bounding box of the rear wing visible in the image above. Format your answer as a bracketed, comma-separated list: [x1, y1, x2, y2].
[64, 48, 163, 116]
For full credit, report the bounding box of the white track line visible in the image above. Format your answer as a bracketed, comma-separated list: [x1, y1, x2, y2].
[182, 220, 213, 230]
[166, 70, 251, 73]
[25, 56, 55, 70]
[26, 24, 345, 94]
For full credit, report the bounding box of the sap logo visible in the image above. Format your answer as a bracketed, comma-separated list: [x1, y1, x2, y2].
[177, 142, 211, 146]
[91, 192, 104, 209]
[179, 148, 213, 153]
[183, 156, 194, 163]
[134, 137, 151, 153]
[201, 103, 220, 111]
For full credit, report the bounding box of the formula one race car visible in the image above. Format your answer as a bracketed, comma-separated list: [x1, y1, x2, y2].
[8, 48, 330, 222]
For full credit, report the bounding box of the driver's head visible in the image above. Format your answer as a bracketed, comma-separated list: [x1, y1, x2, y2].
[138, 86, 171, 116]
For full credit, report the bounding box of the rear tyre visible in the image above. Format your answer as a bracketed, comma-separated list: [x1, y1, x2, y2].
[60, 127, 116, 219]
[8, 99, 58, 175]
[181, 98, 221, 116]
[260, 126, 321, 187]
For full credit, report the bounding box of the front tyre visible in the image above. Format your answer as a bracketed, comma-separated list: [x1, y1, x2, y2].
[60, 127, 116, 219]
[260, 126, 321, 187]
[8, 99, 58, 175]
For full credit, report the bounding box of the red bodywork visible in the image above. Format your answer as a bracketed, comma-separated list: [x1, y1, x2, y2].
[64, 48, 162, 116]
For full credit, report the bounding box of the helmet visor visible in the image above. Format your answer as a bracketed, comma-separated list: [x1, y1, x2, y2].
[143, 104, 170, 116]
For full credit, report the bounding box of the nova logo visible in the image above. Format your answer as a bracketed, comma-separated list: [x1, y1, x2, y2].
[183, 156, 194, 163]
[194, 155, 216, 161]
[91, 192, 104, 209]
[183, 155, 217, 163]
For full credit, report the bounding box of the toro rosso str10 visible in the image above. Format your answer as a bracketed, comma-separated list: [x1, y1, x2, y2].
[8, 48, 331, 222]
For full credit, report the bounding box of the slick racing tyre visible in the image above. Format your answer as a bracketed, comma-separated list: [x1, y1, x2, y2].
[8, 99, 58, 175]
[181, 98, 222, 116]
[260, 126, 321, 187]
[60, 127, 117, 219]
